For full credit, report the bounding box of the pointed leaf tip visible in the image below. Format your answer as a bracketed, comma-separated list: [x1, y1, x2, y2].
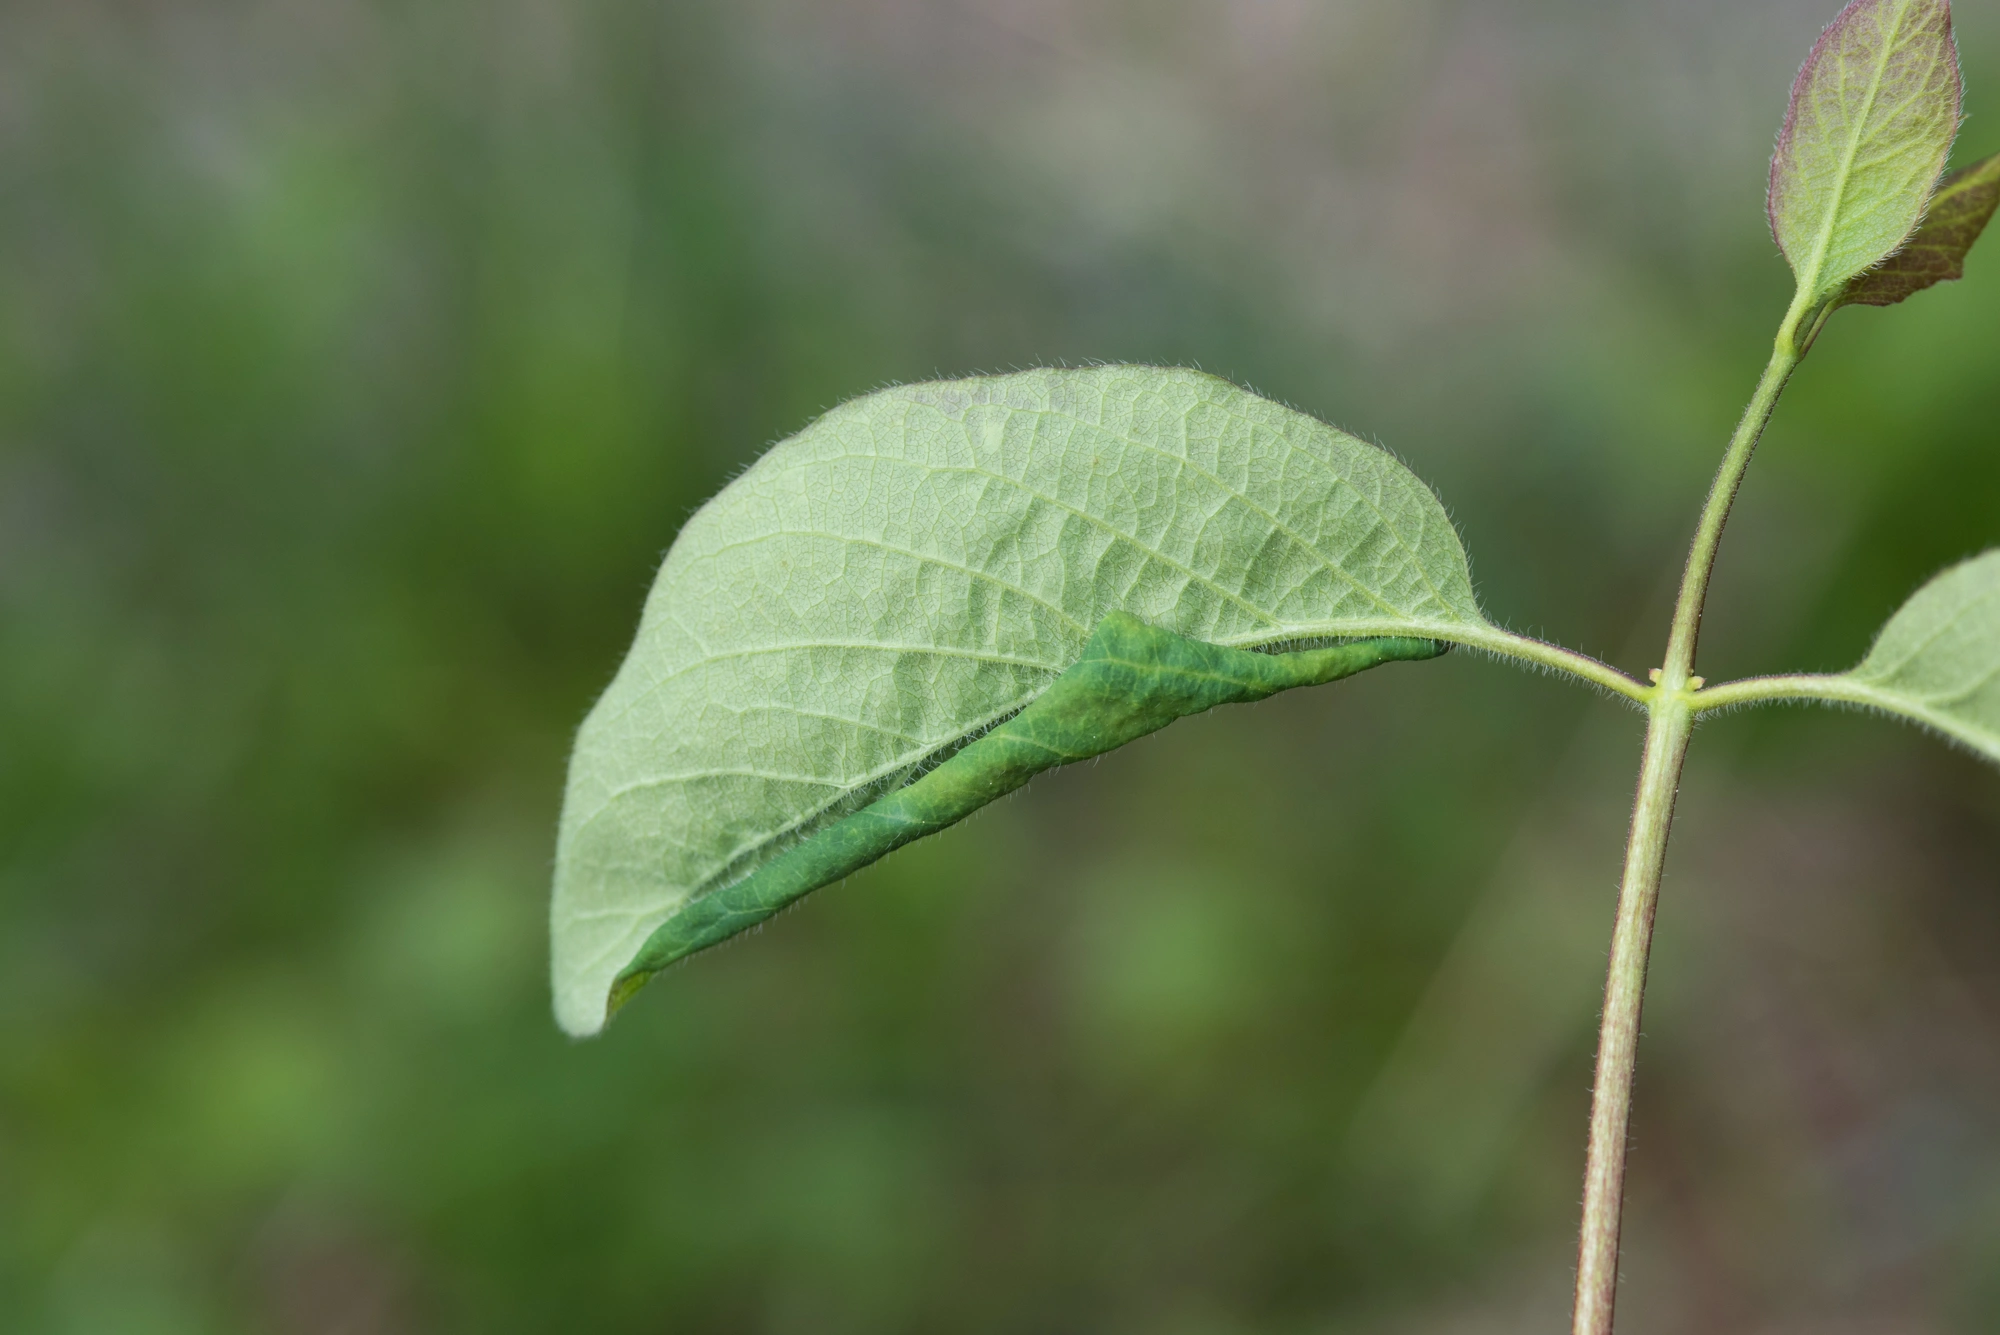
[1769, 0, 1963, 309]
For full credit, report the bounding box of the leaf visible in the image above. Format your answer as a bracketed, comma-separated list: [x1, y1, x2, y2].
[1841, 149, 2000, 306]
[1841, 549, 2000, 762]
[603, 613, 1445, 1019]
[551, 365, 1486, 1036]
[1768, 0, 1962, 311]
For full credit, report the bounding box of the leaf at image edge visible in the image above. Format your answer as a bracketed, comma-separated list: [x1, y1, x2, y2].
[1844, 549, 2000, 762]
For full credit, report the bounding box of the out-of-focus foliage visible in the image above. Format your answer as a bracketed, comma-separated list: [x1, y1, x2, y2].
[3, 1, 1999, 1332]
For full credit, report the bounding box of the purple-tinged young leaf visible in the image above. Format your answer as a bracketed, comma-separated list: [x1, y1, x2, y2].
[1842, 149, 2000, 305]
[1768, 0, 1962, 311]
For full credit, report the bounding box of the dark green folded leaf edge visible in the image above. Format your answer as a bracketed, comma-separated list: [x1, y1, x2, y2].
[605, 611, 1444, 1019]
[1841, 149, 2000, 308]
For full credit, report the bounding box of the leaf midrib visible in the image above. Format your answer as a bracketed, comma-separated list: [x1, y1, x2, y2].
[1798, 0, 1914, 301]
[559, 691, 1042, 973]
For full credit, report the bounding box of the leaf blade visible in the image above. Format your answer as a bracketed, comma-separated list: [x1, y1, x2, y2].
[551, 366, 1485, 1035]
[1768, 0, 1962, 310]
[1840, 549, 2000, 761]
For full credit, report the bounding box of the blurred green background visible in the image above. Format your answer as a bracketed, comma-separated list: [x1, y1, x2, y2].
[5, 1, 2000, 1331]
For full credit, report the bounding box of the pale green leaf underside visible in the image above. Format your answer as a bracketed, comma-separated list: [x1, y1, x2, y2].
[1840, 549, 2000, 761]
[1769, 0, 1960, 308]
[551, 365, 1486, 1035]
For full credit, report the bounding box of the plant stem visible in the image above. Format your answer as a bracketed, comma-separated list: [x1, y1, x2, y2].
[1248, 621, 1653, 704]
[1686, 672, 1892, 714]
[1459, 626, 1654, 704]
[1661, 338, 1803, 684]
[1570, 327, 1802, 1335]
[1571, 695, 1689, 1335]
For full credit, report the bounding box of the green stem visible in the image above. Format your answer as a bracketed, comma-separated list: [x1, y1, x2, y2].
[1686, 671, 1879, 714]
[1571, 695, 1689, 1335]
[1455, 626, 1654, 704]
[1687, 673, 1999, 765]
[1245, 621, 1652, 704]
[1571, 323, 1803, 1335]
[1661, 336, 1803, 684]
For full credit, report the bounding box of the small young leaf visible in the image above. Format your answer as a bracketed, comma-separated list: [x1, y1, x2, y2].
[1769, 0, 1962, 311]
[1841, 149, 2000, 306]
[551, 366, 1488, 1035]
[1840, 550, 2000, 761]
[604, 613, 1444, 1018]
